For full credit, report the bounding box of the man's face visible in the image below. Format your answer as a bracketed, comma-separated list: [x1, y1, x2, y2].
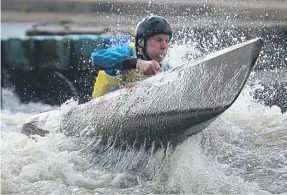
[146, 34, 170, 62]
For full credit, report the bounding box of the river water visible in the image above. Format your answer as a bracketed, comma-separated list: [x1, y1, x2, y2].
[1, 22, 287, 194]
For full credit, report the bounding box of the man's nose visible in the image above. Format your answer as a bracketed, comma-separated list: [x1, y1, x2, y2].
[160, 41, 168, 49]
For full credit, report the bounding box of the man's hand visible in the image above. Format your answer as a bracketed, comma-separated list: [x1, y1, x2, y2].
[136, 59, 162, 76]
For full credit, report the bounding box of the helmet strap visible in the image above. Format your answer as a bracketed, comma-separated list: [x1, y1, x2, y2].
[140, 39, 152, 61]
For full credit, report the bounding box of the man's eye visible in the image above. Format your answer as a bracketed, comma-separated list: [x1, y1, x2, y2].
[155, 38, 169, 43]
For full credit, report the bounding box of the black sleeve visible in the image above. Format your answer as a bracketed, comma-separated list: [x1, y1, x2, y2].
[114, 57, 138, 71]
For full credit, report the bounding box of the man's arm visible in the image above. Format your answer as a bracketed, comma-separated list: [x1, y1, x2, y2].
[91, 43, 137, 71]
[92, 43, 162, 75]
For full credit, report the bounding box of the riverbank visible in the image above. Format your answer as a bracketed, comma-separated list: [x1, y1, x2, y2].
[2, 11, 287, 37]
[2, 0, 287, 30]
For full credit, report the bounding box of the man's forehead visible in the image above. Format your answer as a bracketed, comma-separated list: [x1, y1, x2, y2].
[151, 34, 170, 39]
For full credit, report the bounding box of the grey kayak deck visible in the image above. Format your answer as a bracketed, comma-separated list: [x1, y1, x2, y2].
[22, 38, 263, 149]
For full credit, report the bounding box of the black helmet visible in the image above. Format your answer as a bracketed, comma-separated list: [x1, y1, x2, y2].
[135, 15, 172, 46]
[135, 15, 172, 60]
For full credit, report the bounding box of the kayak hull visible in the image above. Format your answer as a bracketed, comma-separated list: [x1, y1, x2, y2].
[22, 38, 263, 149]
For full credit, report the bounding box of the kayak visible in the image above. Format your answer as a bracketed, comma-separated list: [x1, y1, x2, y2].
[22, 38, 263, 149]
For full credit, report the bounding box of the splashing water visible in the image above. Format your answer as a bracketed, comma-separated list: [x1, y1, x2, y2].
[2, 83, 286, 194]
[1, 32, 287, 194]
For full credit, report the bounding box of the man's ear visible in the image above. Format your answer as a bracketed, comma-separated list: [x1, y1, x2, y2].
[138, 38, 144, 48]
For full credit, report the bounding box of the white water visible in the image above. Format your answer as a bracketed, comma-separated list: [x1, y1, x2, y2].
[1, 25, 287, 194]
[2, 79, 287, 194]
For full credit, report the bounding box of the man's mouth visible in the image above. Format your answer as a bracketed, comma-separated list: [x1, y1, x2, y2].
[159, 53, 165, 59]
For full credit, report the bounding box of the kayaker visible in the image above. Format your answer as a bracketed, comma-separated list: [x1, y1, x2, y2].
[91, 15, 173, 98]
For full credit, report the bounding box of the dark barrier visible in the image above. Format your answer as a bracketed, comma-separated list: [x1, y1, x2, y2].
[1, 35, 131, 105]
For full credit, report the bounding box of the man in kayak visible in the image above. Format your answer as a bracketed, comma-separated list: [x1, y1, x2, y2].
[91, 15, 172, 98]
